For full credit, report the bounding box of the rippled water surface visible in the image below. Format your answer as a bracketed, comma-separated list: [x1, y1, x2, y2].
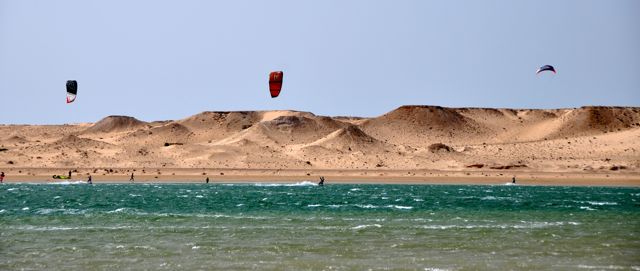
[1, 182, 639, 270]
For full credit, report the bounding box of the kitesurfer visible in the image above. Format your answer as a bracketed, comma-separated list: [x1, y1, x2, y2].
[269, 71, 283, 98]
[536, 65, 556, 74]
[66, 80, 78, 103]
[318, 176, 325, 186]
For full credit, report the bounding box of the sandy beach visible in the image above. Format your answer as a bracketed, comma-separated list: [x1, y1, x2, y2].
[2, 106, 639, 186]
[1, 167, 638, 186]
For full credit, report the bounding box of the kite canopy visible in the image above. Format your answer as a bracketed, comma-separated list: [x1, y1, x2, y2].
[269, 71, 283, 98]
[536, 65, 556, 74]
[66, 80, 77, 103]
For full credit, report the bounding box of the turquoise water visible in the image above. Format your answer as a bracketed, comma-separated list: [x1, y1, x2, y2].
[1, 182, 639, 270]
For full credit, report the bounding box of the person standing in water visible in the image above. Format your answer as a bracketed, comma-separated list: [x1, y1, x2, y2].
[318, 176, 325, 186]
[0, 172, 5, 183]
[87, 175, 92, 184]
[129, 173, 134, 183]
[206, 177, 209, 184]
[512, 176, 516, 184]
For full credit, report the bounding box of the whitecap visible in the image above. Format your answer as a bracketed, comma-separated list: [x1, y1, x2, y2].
[307, 204, 322, 207]
[387, 205, 413, 210]
[352, 224, 382, 230]
[107, 208, 128, 213]
[7, 188, 17, 191]
[22, 207, 29, 211]
[356, 204, 378, 209]
[580, 206, 596, 211]
[586, 201, 617, 206]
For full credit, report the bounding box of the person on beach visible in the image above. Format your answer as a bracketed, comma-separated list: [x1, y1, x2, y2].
[318, 176, 325, 186]
[130, 173, 134, 183]
[87, 175, 92, 184]
[206, 177, 209, 184]
[512, 176, 516, 184]
[68, 170, 72, 179]
[0, 172, 5, 183]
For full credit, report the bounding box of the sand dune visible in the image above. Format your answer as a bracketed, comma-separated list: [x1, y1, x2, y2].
[83, 115, 147, 134]
[361, 105, 488, 146]
[301, 125, 386, 152]
[1, 106, 639, 181]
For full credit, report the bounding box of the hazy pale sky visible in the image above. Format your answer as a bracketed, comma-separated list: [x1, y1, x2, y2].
[1, 0, 638, 124]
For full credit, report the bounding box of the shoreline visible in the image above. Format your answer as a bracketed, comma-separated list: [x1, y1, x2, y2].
[1, 168, 639, 187]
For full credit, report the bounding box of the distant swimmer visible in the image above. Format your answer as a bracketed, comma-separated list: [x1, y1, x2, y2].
[0, 172, 5, 183]
[512, 176, 516, 184]
[318, 176, 325, 186]
[87, 175, 92, 184]
[206, 177, 209, 184]
[130, 173, 135, 183]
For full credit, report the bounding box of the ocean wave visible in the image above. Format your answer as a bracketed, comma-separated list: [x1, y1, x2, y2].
[352, 224, 382, 230]
[106, 208, 140, 214]
[576, 201, 618, 206]
[576, 264, 627, 270]
[420, 221, 580, 230]
[36, 208, 86, 215]
[355, 204, 378, 209]
[386, 205, 413, 210]
[7, 225, 134, 231]
[49, 181, 86, 185]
